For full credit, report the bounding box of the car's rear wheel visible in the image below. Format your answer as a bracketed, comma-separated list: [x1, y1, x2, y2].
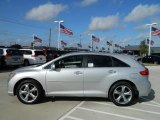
[16, 80, 43, 104]
[109, 82, 135, 106]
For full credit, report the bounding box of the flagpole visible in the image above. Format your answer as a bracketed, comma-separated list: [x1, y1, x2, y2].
[146, 23, 157, 56]
[88, 34, 94, 51]
[54, 20, 64, 50]
[32, 34, 34, 49]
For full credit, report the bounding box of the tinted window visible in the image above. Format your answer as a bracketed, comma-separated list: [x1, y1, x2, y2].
[6, 49, 22, 55]
[23, 50, 32, 55]
[55, 55, 83, 68]
[87, 55, 112, 67]
[112, 57, 130, 67]
[0, 49, 3, 55]
[35, 51, 45, 56]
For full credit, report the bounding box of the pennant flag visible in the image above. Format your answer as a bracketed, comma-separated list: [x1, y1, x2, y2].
[151, 27, 160, 37]
[61, 40, 67, 46]
[115, 44, 119, 47]
[92, 35, 100, 42]
[88, 45, 91, 48]
[147, 39, 154, 45]
[77, 43, 82, 48]
[33, 36, 42, 43]
[60, 24, 73, 35]
[107, 41, 112, 46]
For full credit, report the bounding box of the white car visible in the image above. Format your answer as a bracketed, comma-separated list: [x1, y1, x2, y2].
[20, 49, 46, 66]
[0, 48, 24, 67]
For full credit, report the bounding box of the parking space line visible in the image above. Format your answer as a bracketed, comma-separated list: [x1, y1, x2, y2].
[141, 97, 160, 106]
[66, 116, 84, 120]
[92, 102, 160, 115]
[141, 103, 160, 108]
[59, 101, 85, 120]
[78, 107, 145, 120]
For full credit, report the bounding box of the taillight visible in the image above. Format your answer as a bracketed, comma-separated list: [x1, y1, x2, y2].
[140, 69, 149, 76]
[32, 54, 38, 57]
[5, 54, 12, 58]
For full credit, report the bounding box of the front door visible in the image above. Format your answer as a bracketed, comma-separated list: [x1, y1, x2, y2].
[46, 55, 84, 96]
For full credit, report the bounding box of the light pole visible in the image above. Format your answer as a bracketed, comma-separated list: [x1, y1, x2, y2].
[54, 20, 64, 50]
[146, 23, 157, 56]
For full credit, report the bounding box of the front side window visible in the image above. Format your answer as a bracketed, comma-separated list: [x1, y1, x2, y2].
[55, 55, 83, 68]
[87, 55, 112, 67]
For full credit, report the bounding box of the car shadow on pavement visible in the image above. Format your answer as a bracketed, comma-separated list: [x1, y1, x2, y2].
[39, 89, 155, 105]
[138, 89, 155, 103]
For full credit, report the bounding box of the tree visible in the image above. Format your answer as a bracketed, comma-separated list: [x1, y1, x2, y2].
[139, 40, 148, 56]
[10, 44, 22, 49]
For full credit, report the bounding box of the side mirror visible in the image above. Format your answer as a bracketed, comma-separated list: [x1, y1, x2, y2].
[51, 64, 56, 70]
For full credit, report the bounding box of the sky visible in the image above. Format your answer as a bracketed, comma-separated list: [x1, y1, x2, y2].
[0, 0, 160, 50]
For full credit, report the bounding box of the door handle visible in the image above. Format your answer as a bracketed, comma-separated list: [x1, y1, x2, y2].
[74, 71, 83, 75]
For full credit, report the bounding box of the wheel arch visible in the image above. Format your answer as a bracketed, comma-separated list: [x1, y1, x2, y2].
[13, 78, 45, 96]
[108, 79, 139, 99]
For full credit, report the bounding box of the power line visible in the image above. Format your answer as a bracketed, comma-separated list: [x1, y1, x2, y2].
[0, 17, 48, 30]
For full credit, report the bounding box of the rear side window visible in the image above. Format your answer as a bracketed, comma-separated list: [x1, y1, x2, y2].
[112, 57, 130, 67]
[6, 49, 22, 55]
[87, 55, 112, 67]
[21, 50, 32, 55]
[35, 51, 45, 56]
[0, 49, 3, 55]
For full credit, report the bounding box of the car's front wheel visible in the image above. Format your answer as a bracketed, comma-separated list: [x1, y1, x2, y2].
[16, 80, 43, 104]
[109, 82, 135, 106]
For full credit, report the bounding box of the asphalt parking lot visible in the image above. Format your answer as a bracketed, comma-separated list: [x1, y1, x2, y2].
[0, 66, 160, 120]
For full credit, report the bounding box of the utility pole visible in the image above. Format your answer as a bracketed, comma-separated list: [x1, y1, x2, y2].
[49, 28, 51, 47]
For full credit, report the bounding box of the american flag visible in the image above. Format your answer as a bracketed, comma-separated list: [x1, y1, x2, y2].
[33, 36, 42, 43]
[107, 41, 112, 46]
[60, 24, 73, 35]
[92, 35, 100, 42]
[77, 43, 82, 48]
[151, 27, 160, 37]
[61, 40, 67, 46]
[147, 39, 154, 45]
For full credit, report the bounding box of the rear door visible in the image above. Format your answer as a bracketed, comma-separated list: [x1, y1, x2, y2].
[83, 55, 118, 97]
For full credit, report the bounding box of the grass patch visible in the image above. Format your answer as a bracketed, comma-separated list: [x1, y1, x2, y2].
[143, 63, 160, 66]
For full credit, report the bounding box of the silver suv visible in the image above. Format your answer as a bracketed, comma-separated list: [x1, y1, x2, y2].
[0, 48, 23, 67]
[8, 52, 151, 106]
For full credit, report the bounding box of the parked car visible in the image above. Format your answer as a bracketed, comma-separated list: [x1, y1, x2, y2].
[8, 52, 151, 106]
[20, 49, 46, 66]
[138, 55, 160, 64]
[43, 49, 59, 62]
[0, 48, 24, 67]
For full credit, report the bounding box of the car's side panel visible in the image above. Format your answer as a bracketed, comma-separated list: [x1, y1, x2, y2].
[45, 68, 84, 96]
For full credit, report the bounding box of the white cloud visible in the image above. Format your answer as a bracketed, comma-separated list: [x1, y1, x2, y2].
[120, 38, 132, 43]
[135, 25, 147, 30]
[26, 3, 67, 21]
[125, 4, 160, 22]
[81, 0, 98, 7]
[136, 33, 148, 39]
[89, 14, 119, 31]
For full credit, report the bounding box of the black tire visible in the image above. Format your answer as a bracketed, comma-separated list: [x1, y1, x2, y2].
[16, 80, 43, 104]
[24, 59, 29, 66]
[109, 82, 135, 106]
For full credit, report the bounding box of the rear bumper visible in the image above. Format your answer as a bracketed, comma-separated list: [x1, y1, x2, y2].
[137, 79, 151, 97]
